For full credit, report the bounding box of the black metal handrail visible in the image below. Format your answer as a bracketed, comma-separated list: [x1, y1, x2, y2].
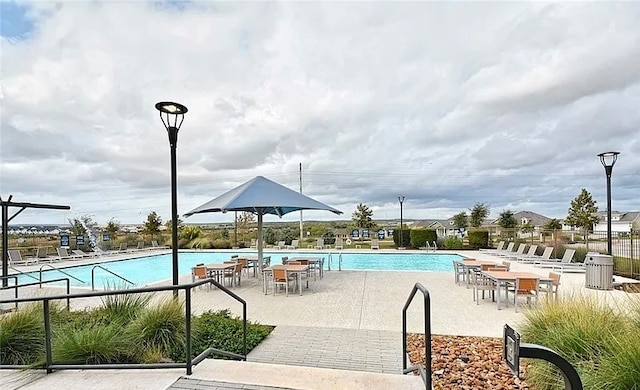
[0, 278, 247, 375]
[39, 264, 85, 285]
[402, 282, 431, 390]
[91, 265, 134, 290]
[1, 277, 71, 310]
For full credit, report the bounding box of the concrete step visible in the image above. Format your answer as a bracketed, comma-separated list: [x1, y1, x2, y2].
[182, 359, 425, 390]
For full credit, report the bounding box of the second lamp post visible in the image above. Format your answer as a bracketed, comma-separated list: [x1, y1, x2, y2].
[398, 196, 405, 249]
[156, 101, 188, 293]
[598, 151, 620, 256]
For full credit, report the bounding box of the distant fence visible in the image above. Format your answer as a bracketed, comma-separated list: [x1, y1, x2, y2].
[488, 229, 639, 280]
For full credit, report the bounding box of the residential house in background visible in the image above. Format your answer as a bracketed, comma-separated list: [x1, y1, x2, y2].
[592, 211, 640, 234]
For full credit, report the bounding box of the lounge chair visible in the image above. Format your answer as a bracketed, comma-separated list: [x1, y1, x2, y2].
[8, 249, 38, 265]
[536, 249, 585, 272]
[480, 241, 505, 253]
[314, 238, 324, 250]
[56, 247, 82, 261]
[286, 240, 299, 250]
[151, 240, 169, 250]
[249, 238, 257, 249]
[504, 244, 527, 259]
[36, 247, 60, 263]
[334, 238, 344, 250]
[276, 241, 286, 250]
[516, 246, 553, 263]
[492, 242, 516, 257]
[370, 238, 380, 250]
[72, 249, 98, 258]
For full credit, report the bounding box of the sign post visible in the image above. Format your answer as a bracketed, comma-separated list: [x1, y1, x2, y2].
[503, 324, 521, 378]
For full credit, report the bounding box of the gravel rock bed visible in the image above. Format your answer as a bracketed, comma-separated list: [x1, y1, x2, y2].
[407, 334, 531, 389]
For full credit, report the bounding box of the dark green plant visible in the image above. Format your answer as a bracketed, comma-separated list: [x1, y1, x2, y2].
[467, 230, 489, 249]
[565, 188, 599, 243]
[127, 298, 185, 355]
[444, 236, 463, 249]
[469, 202, 490, 228]
[100, 291, 152, 326]
[410, 229, 437, 248]
[0, 304, 44, 365]
[392, 229, 411, 248]
[352, 203, 376, 229]
[171, 309, 273, 361]
[51, 324, 135, 364]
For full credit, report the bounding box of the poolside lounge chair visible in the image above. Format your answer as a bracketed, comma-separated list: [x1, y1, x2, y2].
[56, 247, 82, 261]
[276, 241, 286, 250]
[516, 246, 553, 263]
[72, 249, 98, 258]
[151, 240, 169, 250]
[36, 247, 60, 263]
[334, 238, 343, 250]
[480, 241, 505, 253]
[314, 238, 324, 250]
[370, 238, 380, 250]
[515, 245, 537, 261]
[535, 249, 585, 272]
[249, 239, 257, 249]
[286, 240, 299, 250]
[8, 249, 38, 265]
[491, 242, 515, 257]
[504, 244, 527, 259]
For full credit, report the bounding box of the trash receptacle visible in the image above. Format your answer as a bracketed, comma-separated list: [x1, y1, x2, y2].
[585, 253, 614, 290]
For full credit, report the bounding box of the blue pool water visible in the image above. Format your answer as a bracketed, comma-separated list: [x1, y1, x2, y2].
[18, 251, 461, 288]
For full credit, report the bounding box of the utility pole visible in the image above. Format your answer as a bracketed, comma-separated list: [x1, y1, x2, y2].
[299, 162, 303, 243]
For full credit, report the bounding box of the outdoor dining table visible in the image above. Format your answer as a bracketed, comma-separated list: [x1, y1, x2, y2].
[481, 270, 552, 310]
[284, 256, 324, 279]
[460, 259, 499, 288]
[263, 264, 309, 296]
[205, 263, 235, 287]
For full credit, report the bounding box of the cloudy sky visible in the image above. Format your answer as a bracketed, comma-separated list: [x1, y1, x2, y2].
[1, 1, 639, 227]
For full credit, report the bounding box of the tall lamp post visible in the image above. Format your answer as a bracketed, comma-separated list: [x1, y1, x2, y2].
[156, 101, 188, 293]
[398, 196, 405, 249]
[598, 151, 620, 256]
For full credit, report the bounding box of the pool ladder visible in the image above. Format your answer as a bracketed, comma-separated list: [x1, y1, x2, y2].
[39, 264, 86, 286]
[91, 265, 135, 291]
[327, 252, 343, 271]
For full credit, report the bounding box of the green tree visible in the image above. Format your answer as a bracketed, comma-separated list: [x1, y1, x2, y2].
[352, 203, 375, 229]
[180, 225, 201, 241]
[104, 218, 120, 239]
[520, 222, 534, 235]
[469, 202, 490, 228]
[67, 215, 97, 236]
[452, 212, 468, 230]
[498, 210, 518, 229]
[142, 212, 163, 240]
[544, 218, 563, 230]
[565, 188, 599, 241]
[236, 212, 255, 242]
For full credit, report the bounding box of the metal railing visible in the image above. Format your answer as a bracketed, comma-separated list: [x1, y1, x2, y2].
[39, 264, 85, 286]
[0, 278, 247, 375]
[1, 276, 71, 310]
[402, 282, 432, 390]
[91, 265, 134, 290]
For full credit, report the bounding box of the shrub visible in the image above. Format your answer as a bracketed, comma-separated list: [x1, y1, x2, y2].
[520, 294, 640, 389]
[211, 239, 232, 249]
[410, 229, 437, 248]
[0, 304, 44, 365]
[52, 324, 135, 364]
[393, 229, 411, 248]
[190, 237, 213, 249]
[171, 309, 273, 361]
[467, 230, 489, 249]
[444, 236, 463, 249]
[99, 292, 152, 326]
[127, 298, 185, 357]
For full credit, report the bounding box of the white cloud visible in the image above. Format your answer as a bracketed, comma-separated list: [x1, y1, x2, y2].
[1, 1, 639, 226]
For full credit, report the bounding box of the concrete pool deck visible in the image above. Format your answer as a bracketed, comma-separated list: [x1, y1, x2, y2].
[2, 249, 639, 389]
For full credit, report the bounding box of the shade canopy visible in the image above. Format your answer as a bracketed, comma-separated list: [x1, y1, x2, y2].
[184, 176, 342, 273]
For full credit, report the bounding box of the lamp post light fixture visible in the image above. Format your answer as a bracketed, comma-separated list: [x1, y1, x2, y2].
[598, 151, 620, 256]
[156, 101, 188, 293]
[398, 196, 405, 250]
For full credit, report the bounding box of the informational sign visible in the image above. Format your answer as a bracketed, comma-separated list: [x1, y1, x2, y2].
[103, 234, 111, 242]
[387, 229, 394, 237]
[362, 229, 370, 238]
[60, 234, 70, 247]
[351, 229, 360, 239]
[76, 235, 85, 246]
[377, 229, 385, 239]
[503, 324, 521, 378]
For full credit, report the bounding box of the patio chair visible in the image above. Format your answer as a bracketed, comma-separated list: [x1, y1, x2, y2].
[510, 277, 540, 312]
[492, 242, 515, 257]
[276, 241, 286, 249]
[223, 261, 243, 286]
[370, 239, 380, 250]
[72, 249, 98, 258]
[334, 238, 343, 250]
[286, 240, 299, 250]
[191, 265, 210, 290]
[272, 268, 291, 296]
[452, 260, 466, 286]
[8, 249, 38, 266]
[540, 272, 561, 300]
[314, 238, 324, 250]
[504, 243, 527, 259]
[469, 269, 495, 304]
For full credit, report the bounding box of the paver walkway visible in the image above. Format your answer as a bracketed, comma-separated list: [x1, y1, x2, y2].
[247, 325, 403, 374]
[168, 377, 297, 390]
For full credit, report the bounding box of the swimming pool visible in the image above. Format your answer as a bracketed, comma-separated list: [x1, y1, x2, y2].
[19, 251, 461, 288]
